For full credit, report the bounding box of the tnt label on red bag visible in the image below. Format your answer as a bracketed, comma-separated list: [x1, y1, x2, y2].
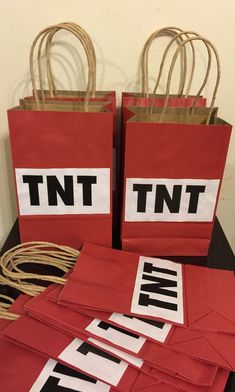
[15, 168, 110, 215]
[87, 337, 143, 368]
[85, 319, 146, 353]
[58, 338, 128, 386]
[131, 256, 184, 324]
[108, 313, 172, 342]
[30, 358, 110, 391]
[125, 178, 219, 222]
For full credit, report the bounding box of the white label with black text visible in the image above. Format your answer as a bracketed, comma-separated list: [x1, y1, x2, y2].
[87, 338, 143, 368]
[30, 358, 110, 391]
[125, 178, 219, 222]
[85, 318, 146, 353]
[108, 313, 172, 343]
[58, 338, 128, 386]
[15, 168, 110, 215]
[131, 256, 184, 324]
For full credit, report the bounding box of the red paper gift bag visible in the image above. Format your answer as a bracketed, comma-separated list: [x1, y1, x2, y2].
[8, 25, 114, 250]
[25, 286, 220, 389]
[0, 319, 115, 391]
[121, 36, 232, 256]
[58, 242, 235, 334]
[46, 279, 235, 372]
[8, 107, 113, 249]
[3, 313, 159, 391]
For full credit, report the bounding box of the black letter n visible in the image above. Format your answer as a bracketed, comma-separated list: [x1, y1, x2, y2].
[47, 176, 74, 206]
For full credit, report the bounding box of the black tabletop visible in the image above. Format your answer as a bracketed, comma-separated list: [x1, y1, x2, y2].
[0, 217, 235, 391]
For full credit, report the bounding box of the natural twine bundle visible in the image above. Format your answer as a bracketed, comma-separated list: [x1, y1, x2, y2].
[0, 241, 79, 296]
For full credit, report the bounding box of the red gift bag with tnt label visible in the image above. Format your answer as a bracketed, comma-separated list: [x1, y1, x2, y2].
[121, 36, 232, 256]
[8, 25, 113, 250]
[58, 242, 235, 335]
[25, 286, 222, 390]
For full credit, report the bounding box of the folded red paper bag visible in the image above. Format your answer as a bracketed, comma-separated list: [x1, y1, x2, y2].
[1, 323, 215, 392]
[58, 244, 185, 325]
[3, 313, 160, 391]
[49, 283, 173, 341]
[6, 308, 208, 392]
[0, 294, 229, 392]
[58, 243, 235, 334]
[0, 336, 117, 392]
[0, 295, 118, 391]
[42, 283, 235, 372]
[25, 285, 220, 390]
[0, 332, 227, 392]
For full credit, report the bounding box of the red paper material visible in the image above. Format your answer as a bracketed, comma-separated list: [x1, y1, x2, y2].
[8, 105, 113, 249]
[59, 243, 235, 333]
[120, 106, 231, 256]
[0, 295, 118, 391]
[46, 283, 235, 372]
[122, 92, 206, 125]
[25, 92, 117, 144]
[0, 328, 229, 392]
[25, 285, 219, 389]
[3, 314, 155, 391]
[0, 292, 230, 391]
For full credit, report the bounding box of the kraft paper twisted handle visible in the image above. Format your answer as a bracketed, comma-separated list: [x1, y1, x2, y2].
[37, 22, 96, 100]
[0, 312, 19, 320]
[0, 294, 14, 309]
[159, 36, 220, 124]
[30, 23, 95, 111]
[142, 27, 195, 97]
[45, 22, 96, 98]
[37, 25, 94, 102]
[30, 23, 94, 110]
[0, 294, 19, 320]
[0, 242, 79, 296]
[0, 292, 19, 320]
[0, 308, 19, 321]
[0, 273, 43, 297]
[142, 27, 188, 97]
[150, 31, 211, 111]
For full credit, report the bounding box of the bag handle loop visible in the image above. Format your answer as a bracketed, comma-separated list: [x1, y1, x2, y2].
[0, 290, 19, 320]
[151, 30, 211, 112]
[142, 26, 195, 97]
[0, 294, 14, 309]
[159, 35, 220, 124]
[30, 23, 95, 111]
[38, 22, 96, 99]
[0, 308, 19, 321]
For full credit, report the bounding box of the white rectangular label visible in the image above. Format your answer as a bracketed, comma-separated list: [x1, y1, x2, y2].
[108, 313, 172, 343]
[30, 358, 110, 391]
[87, 338, 143, 369]
[85, 319, 146, 354]
[58, 338, 128, 387]
[125, 178, 219, 222]
[131, 256, 184, 324]
[15, 168, 110, 215]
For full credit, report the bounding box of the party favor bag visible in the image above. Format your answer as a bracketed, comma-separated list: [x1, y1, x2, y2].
[8, 25, 114, 250]
[121, 36, 232, 256]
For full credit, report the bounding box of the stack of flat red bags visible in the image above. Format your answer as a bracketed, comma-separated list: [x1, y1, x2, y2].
[1, 242, 235, 391]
